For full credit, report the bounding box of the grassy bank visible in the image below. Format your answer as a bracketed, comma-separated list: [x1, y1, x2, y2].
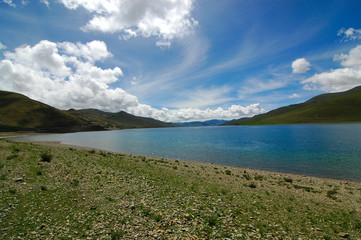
[1, 140, 361, 239]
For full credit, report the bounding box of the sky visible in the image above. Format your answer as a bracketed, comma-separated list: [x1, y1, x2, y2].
[0, 0, 361, 122]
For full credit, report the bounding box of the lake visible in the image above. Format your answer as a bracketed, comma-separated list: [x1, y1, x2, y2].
[12, 123, 361, 181]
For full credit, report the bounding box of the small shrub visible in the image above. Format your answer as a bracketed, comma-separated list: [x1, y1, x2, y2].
[249, 183, 257, 188]
[225, 170, 232, 175]
[40, 151, 52, 162]
[284, 177, 293, 183]
[150, 214, 162, 222]
[173, 166, 178, 170]
[142, 209, 151, 216]
[9, 189, 16, 194]
[184, 164, 189, 167]
[88, 149, 96, 154]
[71, 179, 80, 187]
[36, 169, 43, 176]
[243, 173, 252, 180]
[293, 184, 313, 192]
[204, 215, 218, 226]
[6, 154, 18, 160]
[327, 189, 338, 200]
[40, 186, 47, 191]
[110, 230, 125, 240]
[254, 174, 264, 181]
[11, 147, 20, 153]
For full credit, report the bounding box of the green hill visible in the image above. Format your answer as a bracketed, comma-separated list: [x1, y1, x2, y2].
[68, 109, 176, 129]
[226, 86, 361, 125]
[0, 91, 90, 132]
[0, 91, 173, 132]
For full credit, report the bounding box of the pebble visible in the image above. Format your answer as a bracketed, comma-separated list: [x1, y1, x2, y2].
[338, 232, 350, 238]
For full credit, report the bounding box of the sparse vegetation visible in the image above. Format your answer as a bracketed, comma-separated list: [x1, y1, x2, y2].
[1, 140, 360, 239]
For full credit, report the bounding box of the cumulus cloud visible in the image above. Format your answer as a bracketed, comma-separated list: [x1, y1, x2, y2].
[302, 45, 361, 92]
[288, 93, 300, 99]
[135, 104, 266, 123]
[338, 28, 361, 42]
[0, 40, 265, 122]
[292, 58, 311, 73]
[59, 0, 198, 47]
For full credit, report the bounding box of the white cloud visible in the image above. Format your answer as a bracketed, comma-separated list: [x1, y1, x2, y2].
[302, 45, 361, 92]
[292, 58, 311, 73]
[338, 28, 361, 42]
[0, 42, 6, 50]
[288, 93, 300, 99]
[0, 40, 265, 122]
[3, 0, 15, 7]
[333, 45, 361, 67]
[58, 40, 112, 63]
[135, 104, 266, 123]
[59, 0, 198, 47]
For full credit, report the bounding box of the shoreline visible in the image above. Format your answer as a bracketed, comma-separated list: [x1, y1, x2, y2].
[4, 125, 361, 183]
[1, 139, 361, 238]
[11, 138, 360, 184]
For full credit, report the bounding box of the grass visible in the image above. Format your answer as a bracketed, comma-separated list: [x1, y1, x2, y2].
[1, 140, 361, 239]
[227, 86, 361, 125]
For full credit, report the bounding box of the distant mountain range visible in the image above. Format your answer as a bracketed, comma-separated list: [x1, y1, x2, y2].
[0, 91, 176, 132]
[178, 119, 227, 127]
[225, 86, 361, 125]
[1, 86, 361, 132]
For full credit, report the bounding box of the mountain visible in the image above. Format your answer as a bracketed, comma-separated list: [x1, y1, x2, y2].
[179, 119, 228, 127]
[0, 91, 91, 132]
[0, 91, 173, 132]
[68, 108, 177, 129]
[225, 86, 361, 125]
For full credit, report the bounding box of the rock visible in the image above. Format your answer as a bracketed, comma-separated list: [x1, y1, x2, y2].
[15, 178, 24, 182]
[338, 233, 350, 238]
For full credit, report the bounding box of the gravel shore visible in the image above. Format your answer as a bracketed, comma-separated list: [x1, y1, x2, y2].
[1, 140, 361, 239]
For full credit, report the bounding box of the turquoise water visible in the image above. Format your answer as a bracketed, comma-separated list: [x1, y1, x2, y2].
[13, 124, 361, 181]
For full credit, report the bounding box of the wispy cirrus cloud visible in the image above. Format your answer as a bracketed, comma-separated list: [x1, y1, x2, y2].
[2, 0, 47, 7]
[0, 42, 6, 50]
[170, 86, 234, 108]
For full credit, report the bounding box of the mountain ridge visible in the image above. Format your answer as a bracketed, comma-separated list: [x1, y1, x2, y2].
[0, 91, 174, 132]
[225, 86, 361, 125]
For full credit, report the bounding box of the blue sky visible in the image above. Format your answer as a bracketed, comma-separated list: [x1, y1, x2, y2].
[1, 0, 361, 122]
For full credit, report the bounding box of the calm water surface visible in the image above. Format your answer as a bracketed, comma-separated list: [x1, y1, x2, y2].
[13, 124, 361, 181]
